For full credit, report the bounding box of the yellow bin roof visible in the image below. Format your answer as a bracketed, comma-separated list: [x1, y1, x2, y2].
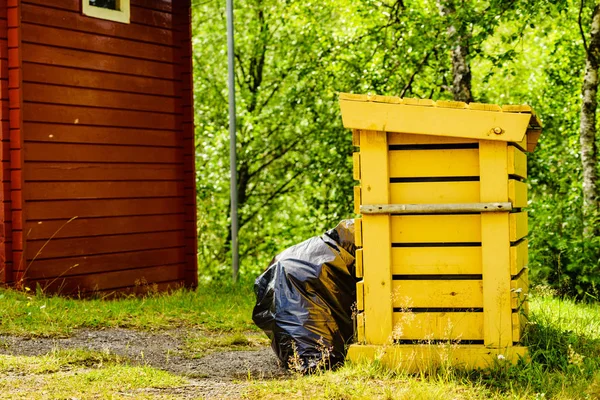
[339, 93, 542, 152]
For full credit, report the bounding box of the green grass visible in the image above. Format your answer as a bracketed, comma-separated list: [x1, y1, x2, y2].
[182, 331, 270, 359]
[0, 280, 258, 337]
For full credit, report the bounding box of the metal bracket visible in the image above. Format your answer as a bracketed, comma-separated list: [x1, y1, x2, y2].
[360, 202, 513, 215]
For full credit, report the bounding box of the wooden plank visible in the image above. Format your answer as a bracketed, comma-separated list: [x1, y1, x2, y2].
[356, 248, 363, 278]
[27, 264, 185, 294]
[23, 43, 179, 80]
[356, 281, 364, 311]
[390, 181, 480, 205]
[22, 23, 176, 63]
[509, 212, 528, 242]
[392, 312, 483, 340]
[508, 146, 527, 179]
[23, 103, 181, 130]
[389, 149, 479, 178]
[511, 268, 529, 310]
[354, 185, 361, 214]
[508, 180, 528, 208]
[391, 215, 481, 243]
[21, 3, 176, 46]
[23, 122, 181, 147]
[392, 247, 482, 275]
[353, 152, 361, 180]
[25, 214, 185, 240]
[25, 163, 184, 182]
[355, 217, 362, 247]
[388, 132, 477, 145]
[24, 181, 184, 200]
[26, 230, 185, 260]
[23, 63, 178, 97]
[359, 130, 393, 345]
[352, 129, 360, 146]
[356, 313, 365, 343]
[25, 143, 182, 163]
[25, 246, 185, 279]
[24, 83, 179, 114]
[26, 198, 185, 220]
[479, 141, 512, 347]
[340, 99, 531, 142]
[510, 239, 528, 276]
[392, 280, 483, 309]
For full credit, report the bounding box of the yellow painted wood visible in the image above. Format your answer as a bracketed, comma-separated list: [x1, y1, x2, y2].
[357, 281, 364, 311]
[339, 99, 531, 142]
[389, 149, 479, 178]
[502, 105, 533, 113]
[469, 103, 502, 112]
[512, 313, 521, 341]
[508, 146, 527, 179]
[510, 212, 528, 242]
[509, 180, 528, 208]
[353, 152, 361, 180]
[511, 135, 528, 152]
[392, 312, 483, 341]
[403, 98, 435, 106]
[359, 130, 393, 345]
[392, 247, 482, 275]
[355, 218, 363, 247]
[392, 280, 483, 309]
[390, 181, 480, 204]
[354, 186, 362, 215]
[356, 313, 365, 343]
[510, 239, 528, 276]
[347, 344, 528, 372]
[527, 130, 542, 152]
[479, 141, 512, 348]
[391, 215, 481, 243]
[436, 100, 468, 109]
[356, 248, 364, 278]
[511, 268, 529, 310]
[352, 129, 361, 146]
[389, 132, 477, 145]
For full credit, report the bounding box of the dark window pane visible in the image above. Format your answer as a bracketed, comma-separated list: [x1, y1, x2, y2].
[89, 0, 117, 9]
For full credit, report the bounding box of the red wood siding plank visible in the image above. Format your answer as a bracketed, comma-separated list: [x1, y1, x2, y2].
[23, 63, 178, 97]
[25, 214, 186, 240]
[25, 143, 183, 163]
[27, 198, 185, 220]
[26, 230, 185, 260]
[25, 163, 184, 182]
[24, 181, 184, 200]
[23, 43, 180, 80]
[24, 83, 180, 114]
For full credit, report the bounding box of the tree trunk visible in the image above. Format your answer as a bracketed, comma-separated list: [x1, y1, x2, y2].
[580, 4, 600, 237]
[437, 0, 474, 103]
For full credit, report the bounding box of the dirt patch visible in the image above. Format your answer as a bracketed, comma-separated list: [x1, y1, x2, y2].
[0, 329, 288, 399]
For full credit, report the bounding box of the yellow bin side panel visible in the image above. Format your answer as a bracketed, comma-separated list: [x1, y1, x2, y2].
[388, 132, 478, 145]
[389, 149, 479, 178]
[392, 247, 482, 275]
[392, 280, 483, 309]
[392, 312, 483, 341]
[391, 215, 481, 243]
[510, 239, 528, 276]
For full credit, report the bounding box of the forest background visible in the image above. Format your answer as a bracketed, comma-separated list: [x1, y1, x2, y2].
[191, 0, 600, 298]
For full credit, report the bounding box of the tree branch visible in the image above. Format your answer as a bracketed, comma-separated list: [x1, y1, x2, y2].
[580, 0, 590, 55]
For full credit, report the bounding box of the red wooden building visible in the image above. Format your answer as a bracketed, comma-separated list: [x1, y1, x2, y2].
[0, 0, 198, 294]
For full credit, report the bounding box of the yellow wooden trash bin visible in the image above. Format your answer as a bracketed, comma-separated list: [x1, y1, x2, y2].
[340, 93, 542, 371]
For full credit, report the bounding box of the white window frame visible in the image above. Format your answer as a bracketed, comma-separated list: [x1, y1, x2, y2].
[83, 0, 130, 24]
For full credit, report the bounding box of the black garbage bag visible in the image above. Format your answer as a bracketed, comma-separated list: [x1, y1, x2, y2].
[252, 220, 357, 373]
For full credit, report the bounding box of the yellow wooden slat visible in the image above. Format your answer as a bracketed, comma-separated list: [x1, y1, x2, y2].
[339, 99, 531, 142]
[511, 268, 529, 310]
[479, 141, 512, 348]
[509, 212, 528, 242]
[356, 248, 364, 278]
[511, 134, 528, 152]
[389, 149, 479, 178]
[512, 312, 522, 342]
[359, 130, 393, 345]
[527, 130, 542, 152]
[356, 313, 365, 343]
[392, 312, 483, 341]
[389, 132, 477, 145]
[508, 146, 527, 179]
[355, 218, 363, 247]
[403, 98, 435, 106]
[509, 180, 528, 208]
[392, 280, 483, 309]
[354, 186, 362, 215]
[357, 281, 364, 311]
[391, 215, 481, 243]
[390, 181, 480, 204]
[353, 152, 361, 180]
[468, 103, 502, 112]
[352, 129, 361, 147]
[392, 247, 482, 275]
[347, 344, 528, 372]
[510, 239, 528, 276]
[436, 100, 468, 109]
[502, 104, 533, 113]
